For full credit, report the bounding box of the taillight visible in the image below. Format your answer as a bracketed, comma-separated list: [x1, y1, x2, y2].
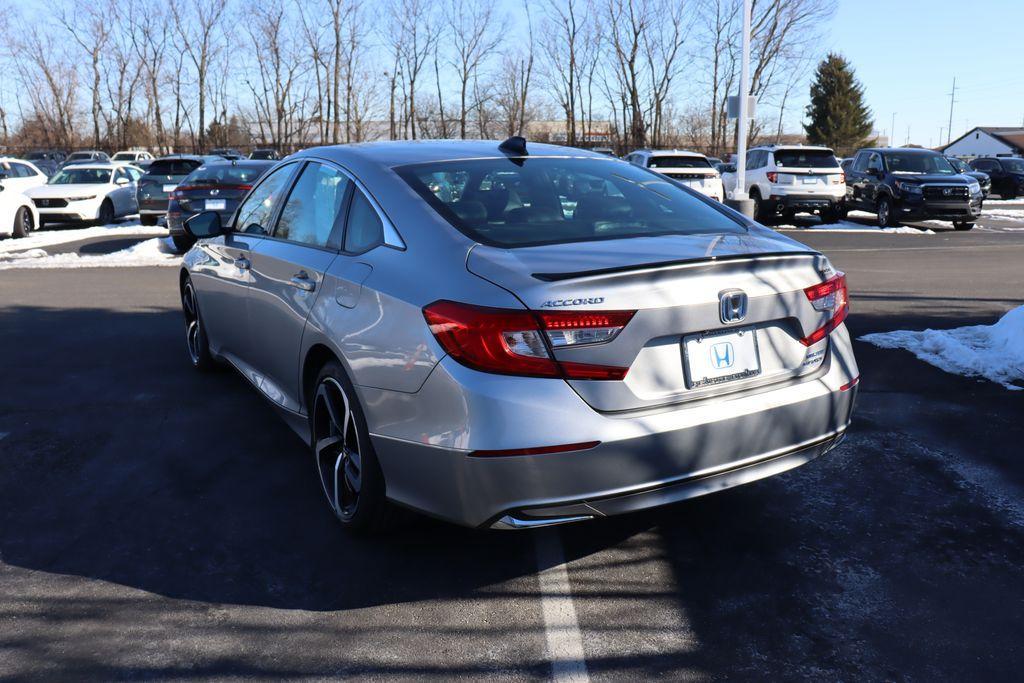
[423, 301, 634, 380]
[766, 172, 778, 182]
[800, 272, 849, 346]
[832, 172, 846, 184]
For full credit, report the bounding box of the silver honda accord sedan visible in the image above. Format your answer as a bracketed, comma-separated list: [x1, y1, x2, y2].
[178, 138, 859, 532]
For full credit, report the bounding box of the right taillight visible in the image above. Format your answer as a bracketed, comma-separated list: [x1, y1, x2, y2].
[766, 171, 778, 182]
[423, 301, 634, 380]
[800, 272, 849, 346]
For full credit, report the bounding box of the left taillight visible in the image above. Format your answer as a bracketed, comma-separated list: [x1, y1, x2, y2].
[800, 272, 849, 346]
[423, 301, 635, 380]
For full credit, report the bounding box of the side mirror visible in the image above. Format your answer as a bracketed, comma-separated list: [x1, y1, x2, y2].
[0, 172, 8, 180]
[183, 210, 226, 239]
[115, 176, 130, 186]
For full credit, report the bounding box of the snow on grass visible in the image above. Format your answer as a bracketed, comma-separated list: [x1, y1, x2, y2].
[860, 306, 1024, 391]
[0, 221, 166, 253]
[981, 209, 1024, 221]
[0, 236, 180, 270]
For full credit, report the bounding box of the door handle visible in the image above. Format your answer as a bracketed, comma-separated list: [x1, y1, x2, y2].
[289, 272, 316, 292]
[235, 257, 251, 271]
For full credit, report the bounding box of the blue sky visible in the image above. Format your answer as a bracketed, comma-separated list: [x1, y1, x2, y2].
[823, 0, 1024, 147]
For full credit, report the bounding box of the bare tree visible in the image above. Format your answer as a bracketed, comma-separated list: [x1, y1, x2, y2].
[443, 0, 502, 139]
[245, 0, 306, 149]
[539, 0, 586, 146]
[57, 1, 111, 147]
[172, 0, 229, 151]
[384, 0, 439, 139]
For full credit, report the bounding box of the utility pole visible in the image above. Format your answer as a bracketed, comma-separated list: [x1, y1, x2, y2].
[725, 0, 754, 218]
[946, 77, 957, 145]
[890, 112, 896, 147]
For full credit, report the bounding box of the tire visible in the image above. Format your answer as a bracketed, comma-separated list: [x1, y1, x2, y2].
[140, 214, 159, 226]
[97, 199, 115, 226]
[13, 206, 33, 238]
[751, 190, 774, 225]
[181, 277, 216, 372]
[953, 221, 975, 231]
[172, 235, 194, 252]
[876, 196, 898, 227]
[821, 207, 841, 224]
[310, 360, 390, 534]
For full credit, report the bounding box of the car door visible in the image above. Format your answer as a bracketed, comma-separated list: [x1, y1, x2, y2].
[862, 153, 884, 207]
[190, 162, 300, 367]
[245, 160, 351, 412]
[110, 168, 132, 215]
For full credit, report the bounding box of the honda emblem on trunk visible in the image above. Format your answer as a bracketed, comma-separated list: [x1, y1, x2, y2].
[719, 290, 748, 324]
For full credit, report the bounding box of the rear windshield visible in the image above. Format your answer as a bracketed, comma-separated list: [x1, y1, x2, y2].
[648, 156, 712, 169]
[147, 159, 203, 176]
[184, 163, 271, 185]
[884, 153, 954, 174]
[111, 152, 137, 160]
[772, 149, 839, 168]
[396, 157, 745, 248]
[49, 168, 111, 184]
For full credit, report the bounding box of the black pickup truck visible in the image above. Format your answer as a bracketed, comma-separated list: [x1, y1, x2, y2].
[844, 148, 983, 230]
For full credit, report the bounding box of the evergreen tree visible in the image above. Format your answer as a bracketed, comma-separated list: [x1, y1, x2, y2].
[804, 54, 875, 155]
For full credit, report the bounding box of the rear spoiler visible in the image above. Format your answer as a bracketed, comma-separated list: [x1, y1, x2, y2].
[532, 250, 820, 282]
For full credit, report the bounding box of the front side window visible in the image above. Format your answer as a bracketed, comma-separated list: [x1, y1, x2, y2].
[1000, 159, 1024, 173]
[274, 162, 350, 247]
[233, 164, 297, 235]
[397, 156, 746, 249]
[867, 154, 883, 173]
[49, 168, 112, 185]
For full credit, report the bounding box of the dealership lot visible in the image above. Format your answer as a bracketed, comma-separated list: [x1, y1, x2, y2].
[2, 222, 1024, 679]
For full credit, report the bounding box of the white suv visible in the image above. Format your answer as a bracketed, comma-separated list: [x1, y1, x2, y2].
[722, 145, 845, 224]
[625, 149, 723, 201]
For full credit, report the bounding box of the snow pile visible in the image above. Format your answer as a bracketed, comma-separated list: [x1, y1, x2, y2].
[0, 223, 166, 253]
[776, 215, 934, 234]
[0, 237, 180, 270]
[861, 306, 1024, 391]
[981, 209, 1024, 221]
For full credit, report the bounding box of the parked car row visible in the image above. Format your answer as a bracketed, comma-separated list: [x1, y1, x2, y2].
[719, 145, 1004, 230]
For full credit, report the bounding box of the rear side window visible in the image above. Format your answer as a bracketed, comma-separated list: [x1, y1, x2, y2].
[234, 164, 297, 235]
[274, 162, 350, 247]
[397, 156, 745, 248]
[147, 159, 202, 176]
[344, 189, 385, 253]
[772, 149, 839, 169]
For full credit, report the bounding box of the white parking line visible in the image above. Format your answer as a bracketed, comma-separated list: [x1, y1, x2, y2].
[535, 529, 590, 682]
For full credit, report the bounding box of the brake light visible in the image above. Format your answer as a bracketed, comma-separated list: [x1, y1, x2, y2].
[832, 172, 846, 184]
[423, 301, 634, 380]
[800, 272, 849, 346]
[766, 172, 778, 182]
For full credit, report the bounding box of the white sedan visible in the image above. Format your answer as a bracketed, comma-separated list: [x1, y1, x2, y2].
[0, 157, 48, 194]
[0, 182, 40, 239]
[24, 163, 143, 225]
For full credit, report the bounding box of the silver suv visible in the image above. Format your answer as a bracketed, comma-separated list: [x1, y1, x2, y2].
[724, 145, 846, 224]
[178, 139, 858, 533]
[625, 149, 724, 201]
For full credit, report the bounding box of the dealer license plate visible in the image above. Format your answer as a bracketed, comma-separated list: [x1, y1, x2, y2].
[684, 328, 761, 388]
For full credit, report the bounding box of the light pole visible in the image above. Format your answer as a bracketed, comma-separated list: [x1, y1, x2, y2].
[726, 0, 754, 218]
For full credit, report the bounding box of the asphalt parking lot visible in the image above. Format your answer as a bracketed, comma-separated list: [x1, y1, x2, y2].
[2, 217, 1024, 680]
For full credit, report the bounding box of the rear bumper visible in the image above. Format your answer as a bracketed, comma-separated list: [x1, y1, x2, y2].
[768, 193, 842, 212]
[365, 324, 859, 528]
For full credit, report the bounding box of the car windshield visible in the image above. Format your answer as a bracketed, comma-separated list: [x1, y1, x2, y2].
[146, 159, 202, 176]
[184, 164, 269, 186]
[772, 149, 839, 168]
[68, 153, 96, 161]
[946, 157, 968, 172]
[1001, 159, 1024, 173]
[648, 156, 712, 169]
[885, 153, 955, 174]
[396, 156, 745, 248]
[49, 168, 111, 184]
[111, 153, 136, 160]
[26, 152, 48, 160]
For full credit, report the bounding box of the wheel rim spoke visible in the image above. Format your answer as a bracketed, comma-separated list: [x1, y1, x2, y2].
[313, 378, 361, 519]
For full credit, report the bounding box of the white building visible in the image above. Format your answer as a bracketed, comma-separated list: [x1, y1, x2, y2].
[941, 127, 1024, 159]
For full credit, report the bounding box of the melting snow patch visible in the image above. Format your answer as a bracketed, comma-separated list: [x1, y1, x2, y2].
[0, 222, 166, 253]
[981, 209, 1024, 221]
[777, 218, 934, 234]
[0, 237, 180, 270]
[861, 306, 1024, 391]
